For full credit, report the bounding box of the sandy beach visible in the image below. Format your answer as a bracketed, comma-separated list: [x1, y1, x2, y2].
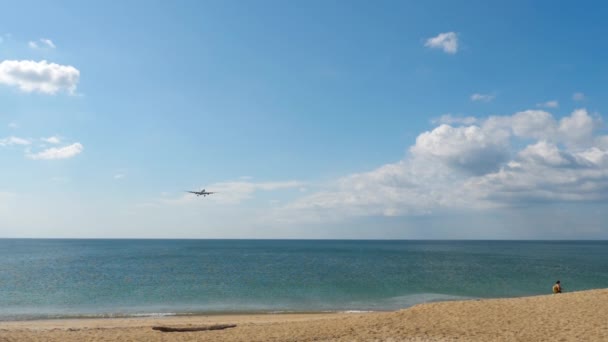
[1, 289, 607, 342]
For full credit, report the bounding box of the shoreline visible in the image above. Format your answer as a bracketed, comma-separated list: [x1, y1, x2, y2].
[1, 289, 607, 341]
[0, 293, 474, 322]
[0, 309, 349, 323]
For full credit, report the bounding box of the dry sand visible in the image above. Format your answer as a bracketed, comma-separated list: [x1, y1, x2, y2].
[1, 289, 607, 341]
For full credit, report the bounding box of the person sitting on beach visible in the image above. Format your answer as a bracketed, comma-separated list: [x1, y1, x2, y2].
[552, 280, 562, 293]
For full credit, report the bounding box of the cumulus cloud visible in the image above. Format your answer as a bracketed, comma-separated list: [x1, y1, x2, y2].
[536, 100, 559, 108]
[573, 92, 586, 101]
[279, 108, 608, 222]
[518, 141, 576, 167]
[558, 109, 595, 146]
[27, 142, 83, 160]
[0, 60, 80, 94]
[411, 124, 510, 175]
[506, 110, 557, 140]
[0, 136, 31, 146]
[480, 109, 598, 147]
[466, 144, 608, 204]
[471, 93, 495, 102]
[424, 32, 458, 54]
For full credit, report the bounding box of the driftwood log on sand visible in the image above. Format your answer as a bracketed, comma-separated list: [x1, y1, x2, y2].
[152, 324, 237, 332]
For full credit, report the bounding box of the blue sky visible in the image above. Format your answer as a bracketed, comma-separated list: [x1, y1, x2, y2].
[1, 0, 608, 238]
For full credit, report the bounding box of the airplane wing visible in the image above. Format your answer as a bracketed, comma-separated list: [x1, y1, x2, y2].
[186, 191, 200, 194]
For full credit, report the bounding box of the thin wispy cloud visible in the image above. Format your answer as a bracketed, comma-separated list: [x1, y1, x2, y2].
[470, 93, 495, 102]
[27, 142, 83, 160]
[0, 136, 31, 146]
[0, 33, 13, 44]
[425, 32, 458, 54]
[28, 38, 56, 49]
[8, 122, 19, 129]
[40, 38, 55, 48]
[41, 136, 61, 144]
[208, 180, 302, 204]
[573, 92, 586, 101]
[433, 114, 477, 125]
[536, 100, 559, 108]
[0, 60, 80, 94]
[160, 180, 303, 205]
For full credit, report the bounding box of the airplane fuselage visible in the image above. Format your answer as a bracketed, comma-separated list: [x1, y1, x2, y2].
[187, 189, 216, 197]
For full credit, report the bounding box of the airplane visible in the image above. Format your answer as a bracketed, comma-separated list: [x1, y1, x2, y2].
[186, 189, 216, 197]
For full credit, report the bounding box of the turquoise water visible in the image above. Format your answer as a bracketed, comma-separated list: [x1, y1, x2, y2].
[0, 239, 607, 320]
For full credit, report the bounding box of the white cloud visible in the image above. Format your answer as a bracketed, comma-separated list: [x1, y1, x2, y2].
[573, 92, 586, 101]
[410, 124, 510, 174]
[279, 108, 608, 222]
[27, 142, 83, 160]
[41, 136, 61, 144]
[0, 60, 80, 94]
[481, 109, 597, 147]
[558, 108, 595, 147]
[508, 110, 557, 140]
[114, 174, 125, 179]
[8, 122, 18, 129]
[470, 93, 495, 102]
[279, 156, 477, 223]
[40, 39, 55, 49]
[536, 100, 559, 108]
[518, 141, 573, 167]
[466, 144, 608, 204]
[29, 38, 56, 49]
[0, 136, 31, 146]
[424, 32, 458, 54]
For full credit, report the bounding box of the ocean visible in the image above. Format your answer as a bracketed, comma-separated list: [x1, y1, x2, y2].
[0, 239, 606, 321]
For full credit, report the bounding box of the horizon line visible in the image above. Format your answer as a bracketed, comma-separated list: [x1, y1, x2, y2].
[0, 237, 606, 241]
